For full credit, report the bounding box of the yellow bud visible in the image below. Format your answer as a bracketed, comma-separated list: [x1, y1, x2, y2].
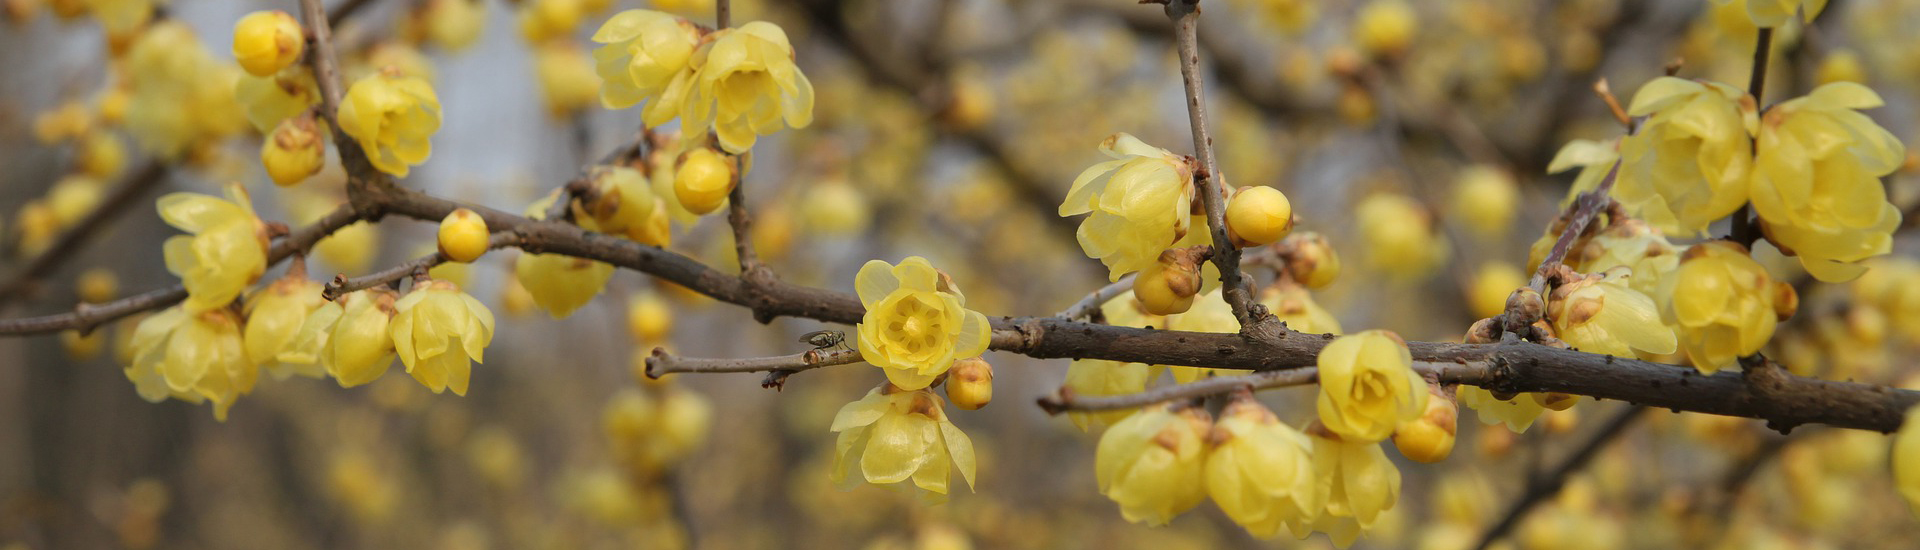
[15, 201, 58, 257]
[940, 72, 996, 131]
[1815, 48, 1866, 86]
[76, 131, 126, 179]
[946, 357, 993, 410]
[1393, 384, 1456, 463]
[78, 268, 118, 303]
[1467, 262, 1526, 319]
[262, 112, 324, 187]
[674, 148, 735, 215]
[1225, 185, 1294, 247]
[1451, 165, 1517, 235]
[47, 175, 103, 227]
[1132, 250, 1201, 316]
[800, 179, 871, 234]
[96, 86, 130, 125]
[437, 208, 489, 263]
[1354, 0, 1416, 60]
[62, 328, 105, 360]
[33, 101, 90, 144]
[1281, 231, 1341, 288]
[232, 11, 305, 77]
[626, 291, 673, 343]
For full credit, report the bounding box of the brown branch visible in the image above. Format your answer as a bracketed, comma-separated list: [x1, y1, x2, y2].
[1473, 405, 1647, 550]
[1164, 0, 1268, 334]
[724, 155, 761, 274]
[645, 346, 861, 377]
[1525, 160, 1620, 295]
[0, 204, 363, 335]
[1036, 361, 1477, 414]
[0, 161, 168, 306]
[320, 232, 523, 300]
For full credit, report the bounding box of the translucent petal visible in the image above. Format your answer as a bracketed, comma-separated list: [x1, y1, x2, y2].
[860, 413, 931, 484]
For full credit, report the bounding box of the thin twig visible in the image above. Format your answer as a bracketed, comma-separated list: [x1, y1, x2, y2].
[1055, 274, 1134, 320]
[1524, 161, 1621, 296]
[1163, 0, 1266, 333]
[321, 233, 523, 300]
[1473, 405, 1647, 550]
[645, 347, 862, 377]
[1728, 27, 1774, 248]
[0, 161, 168, 306]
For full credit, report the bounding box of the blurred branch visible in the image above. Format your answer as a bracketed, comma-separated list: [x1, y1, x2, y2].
[1163, 0, 1270, 335]
[1474, 405, 1648, 550]
[0, 161, 168, 307]
[0, 204, 363, 335]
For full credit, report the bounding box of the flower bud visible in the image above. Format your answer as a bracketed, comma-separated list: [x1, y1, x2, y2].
[1393, 384, 1457, 463]
[262, 112, 324, 187]
[946, 357, 993, 411]
[1452, 165, 1517, 235]
[232, 11, 305, 77]
[1354, 0, 1416, 60]
[1225, 186, 1294, 247]
[78, 268, 118, 303]
[77, 131, 126, 179]
[626, 291, 672, 343]
[1774, 281, 1799, 322]
[1281, 231, 1340, 288]
[674, 147, 735, 215]
[1468, 261, 1526, 320]
[437, 208, 489, 263]
[1503, 286, 1544, 334]
[62, 329, 105, 360]
[1132, 248, 1203, 315]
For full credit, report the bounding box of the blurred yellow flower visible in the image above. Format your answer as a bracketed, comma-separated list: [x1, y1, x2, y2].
[158, 183, 269, 313]
[830, 386, 977, 497]
[1616, 77, 1756, 236]
[1316, 330, 1428, 443]
[1259, 282, 1343, 335]
[125, 22, 247, 159]
[1750, 82, 1905, 282]
[337, 69, 442, 177]
[1356, 192, 1448, 280]
[1096, 403, 1211, 526]
[855, 256, 990, 390]
[1060, 133, 1196, 282]
[591, 9, 698, 111]
[391, 279, 495, 396]
[1456, 385, 1546, 433]
[1894, 406, 1920, 517]
[1206, 397, 1320, 538]
[1724, 0, 1827, 27]
[234, 67, 319, 133]
[682, 21, 816, 153]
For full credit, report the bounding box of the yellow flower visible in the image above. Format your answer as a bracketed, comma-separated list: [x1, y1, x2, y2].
[126, 307, 254, 420]
[1283, 231, 1342, 289]
[1615, 77, 1757, 236]
[1391, 385, 1456, 463]
[1727, 0, 1827, 27]
[1316, 330, 1428, 443]
[945, 357, 993, 410]
[87, 0, 153, 48]
[1206, 397, 1320, 538]
[231, 11, 305, 77]
[422, 0, 487, 52]
[244, 275, 328, 379]
[1456, 385, 1546, 433]
[534, 40, 601, 119]
[337, 69, 443, 177]
[1225, 185, 1294, 246]
[1662, 241, 1783, 373]
[1894, 406, 1920, 517]
[1096, 403, 1211, 526]
[1259, 282, 1343, 335]
[1308, 429, 1402, 532]
[855, 256, 991, 390]
[513, 194, 614, 318]
[1060, 133, 1196, 281]
[262, 112, 325, 186]
[591, 9, 698, 111]
[1063, 359, 1155, 431]
[1451, 165, 1518, 235]
[681, 21, 816, 153]
[1356, 192, 1448, 280]
[1547, 268, 1677, 359]
[391, 279, 495, 396]
[1353, 0, 1416, 59]
[1574, 218, 1678, 296]
[830, 386, 977, 497]
[158, 183, 269, 313]
[673, 147, 735, 215]
[1750, 82, 1905, 282]
[1467, 262, 1527, 320]
[288, 289, 399, 387]
[125, 22, 247, 158]
[1545, 138, 1619, 209]
[605, 386, 713, 475]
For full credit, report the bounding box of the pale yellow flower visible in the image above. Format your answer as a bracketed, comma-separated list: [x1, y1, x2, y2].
[1750, 82, 1905, 282]
[158, 184, 269, 313]
[337, 69, 443, 177]
[1893, 406, 1920, 517]
[126, 307, 254, 420]
[1723, 0, 1827, 27]
[391, 280, 495, 395]
[1316, 330, 1428, 443]
[830, 386, 977, 497]
[1308, 430, 1402, 534]
[1615, 77, 1757, 236]
[1167, 289, 1248, 383]
[681, 21, 815, 153]
[1206, 397, 1321, 538]
[1096, 403, 1211, 526]
[287, 289, 399, 387]
[855, 256, 991, 390]
[1060, 133, 1196, 281]
[1662, 241, 1783, 373]
[1356, 192, 1448, 280]
[1259, 282, 1342, 335]
[1545, 138, 1618, 209]
[1547, 268, 1677, 359]
[1456, 385, 1546, 433]
[591, 9, 699, 110]
[244, 275, 328, 379]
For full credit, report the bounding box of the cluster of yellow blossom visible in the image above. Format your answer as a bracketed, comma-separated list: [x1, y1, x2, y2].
[830, 385, 977, 499]
[124, 22, 246, 160]
[337, 68, 444, 178]
[604, 384, 712, 477]
[854, 257, 991, 391]
[1060, 133, 1197, 283]
[591, 10, 814, 153]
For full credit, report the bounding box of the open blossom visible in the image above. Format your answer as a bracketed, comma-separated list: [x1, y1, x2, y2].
[1063, 297, 1162, 431]
[830, 386, 977, 497]
[159, 183, 269, 313]
[337, 69, 442, 177]
[1573, 218, 1679, 296]
[1307, 428, 1403, 544]
[1316, 330, 1428, 443]
[1616, 77, 1757, 236]
[244, 274, 328, 379]
[1662, 241, 1790, 373]
[1096, 403, 1212, 526]
[1547, 268, 1677, 359]
[591, 9, 699, 112]
[286, 289, 399, 387]
[681, 21, 815, 153]
[855, 256, 991, 390]
[1750, 82, 1905, 282]
[126, 307, 254, 421]
[1060, 133, 1196, 281]
[391, 279, 496, 396]
[1206, 396, 1321, 538]
[514, 193, 614, 318]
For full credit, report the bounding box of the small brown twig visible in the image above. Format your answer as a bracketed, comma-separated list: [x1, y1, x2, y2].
[320, 232, 523, 300]
[644, 346, 862, 378]
[1594, 79, 1631, 129]
[1728, 27, 1774, 248]
[1054, 274, 1135, 321]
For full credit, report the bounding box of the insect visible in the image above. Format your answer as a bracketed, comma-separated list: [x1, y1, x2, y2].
[800, 330, 849, 351]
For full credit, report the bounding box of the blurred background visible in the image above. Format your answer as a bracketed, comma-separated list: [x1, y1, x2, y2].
[4, 0, 1920, 548]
